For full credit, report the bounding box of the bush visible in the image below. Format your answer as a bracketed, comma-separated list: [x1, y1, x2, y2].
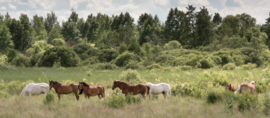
[223, 63, 236, 70]
[93, 63, 117, 70]
[104, 89, 126, 108]
[124, 61, 142, 70]
[11, 54, 30, 67]
[7, 81, 28, 94]
[164, 40, 181, 50]
[52, 38, 65, 46]
[7, 49, 17, 63]
[213, 78, 229, 86]
[0, 63, 9, 70]
[38, 46, 80, 67]
[255, 81, 268, 93]
[125, 93, 141, 104]
[199, 58, 215, 69]
[206, 91, 222, 104]
[115, 52, 137, 67]
[79, 56, 99, 66]
[156, 54, 176, 66]
[145, 63, 163, 70]
[180, 65, 192, 70]
[237, 93, 259, 111]
[118, 43, 128, 54]
[241, 63, 256, 70]
[222, 91, 236, 111]
[120, 69, 145, 84]
[73, 44, 94, 60]
[98, 49, 119, 62]
[43, 93, 54, 104]
[30, 51, 45, 66]
[171, 83, 204, 99]
[263, 93, 270, 115]
[128, 37, 144, 56]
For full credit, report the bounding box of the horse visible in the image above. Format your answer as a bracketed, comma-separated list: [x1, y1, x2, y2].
[20, 83, 49, 98]
[78, 82, 105, 99]
[111, 80, 149, 98]
[234, 81, 256, 94]
[49, 81, 79, 100]
[146, 82, 171, 99]
[225, 84, 236, 92]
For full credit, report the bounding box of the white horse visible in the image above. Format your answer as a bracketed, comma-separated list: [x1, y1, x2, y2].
[234, 81, 256, 94]
[146, 82, 171, 99]
[20, 83, 50, 98]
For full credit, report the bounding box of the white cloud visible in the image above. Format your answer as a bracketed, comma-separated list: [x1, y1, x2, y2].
[0, 6, 6, 10]
[9, 3, 16, 10]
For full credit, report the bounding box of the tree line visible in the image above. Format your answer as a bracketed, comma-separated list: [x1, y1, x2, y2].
[1, 5, 270, 53]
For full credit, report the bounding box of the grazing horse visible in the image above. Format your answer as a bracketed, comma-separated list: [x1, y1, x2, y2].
[112, 80, 149, 98]
[20, 83, 49, 98]
[49, 81, 79, 100]
[225, 84, 236, 92]
[78, 82, 105, 99]
[234, 81, 256, 94]
[146, 82, 171, 99]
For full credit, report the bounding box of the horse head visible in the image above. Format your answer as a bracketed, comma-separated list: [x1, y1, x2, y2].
[112, 80, 119, 90]
[49, 80, 54, 90]
[250, 81, 256, 85]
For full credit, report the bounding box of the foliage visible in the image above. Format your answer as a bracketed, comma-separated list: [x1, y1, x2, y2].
[115, 52, 138, 67]
[118, 43, 128, 54]
[0, 24, 13, 53]
[11, 54, 30, 67]
[38, 46, 80, 67]
[223, 63, 236, 70]
[92, 63, 117, 70]
[237, 93, 259, 111]
[145, 63, 163, 70]
[213, 78, 229, 86]
[124, 61, 142, 70]
[98, 49, 118, 62]
[180, 65, 192, 70]
[206, 91, 222, 104]
[164, 40, 181, 50]
[263, 93, 270, 115]
[104, 89, 126, 108]
[241, 63, 257, 70]
[125, 93, 141, 104]
[43, 93, 54, 104]
[119, 69, 145, 84]
[128, 37, 144, 56]
[52, 38, 65, 46]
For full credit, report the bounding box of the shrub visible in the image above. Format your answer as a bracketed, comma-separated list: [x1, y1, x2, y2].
[263, 93, 270, 115]
[199, 58, 215, 69]
[43, 93, 54, 104]
[164, 40, 181, 50]
[237, 93, 259, 111]
[0, 63, 9, 70]
[7, 81, 28, 94]
[52, 38, 65, 46]
[171, 83, 204, 99]
[7, 49, 17, 63]
[213, 78, 229, 86]
[73, 44, 92, 55]
[206, 91, 222, 104]
[119, 69, 145, 84]
[241, 63, 256, 70]
[156, 54, 176, 66]
[93, 63, 117, 70]
[180, 65, 192, 70]
[11, 54, 30, 67]
[118, 43, 128, 54]
[98, 49, 119, 62]
[125, 93, 141, 104]
[128, 37, 144, 56]
[0, 55, 7, 63]
[150, 45, 162, 56]
[255, 81, 268, 94]
[223, 63, 236, 70]
[222, 91, 236, 111]
[115, 52, 136, 67]
[210, 55, 222, 65]
[145, 63, 163, 70]
[79, 56, 99, 66]
[104, 89, 126, 108]
[38, 46, 80, 67]
[125, 61, 142, 70]
[30, 51, 44, 66]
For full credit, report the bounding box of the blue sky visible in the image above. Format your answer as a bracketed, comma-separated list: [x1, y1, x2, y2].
[0, 0, 270, 24]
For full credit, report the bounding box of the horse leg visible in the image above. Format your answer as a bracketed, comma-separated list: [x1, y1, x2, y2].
[58, 94, 61, 100]
[98, 95, 101, 99]
[74, 92, 79, 100]
[28, 92, 32, 98]
[163, 93, 166, 99]
[149, 93, 152, 100]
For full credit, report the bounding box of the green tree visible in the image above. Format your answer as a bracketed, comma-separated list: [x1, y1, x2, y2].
[44, 11, 57, 34]
[193, 6, 214, 47]
[32, 15, 47, 40]
[262, 13, 270, 46]
[48, 23, 62, 44]
[237, 13, 256, 38]
[19, 14, 35, 51]
[212, 13, 222, 26]
[0, 24, 13, 53]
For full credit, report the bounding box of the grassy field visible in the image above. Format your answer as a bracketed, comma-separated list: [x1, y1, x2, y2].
[0, 67, 270, 117]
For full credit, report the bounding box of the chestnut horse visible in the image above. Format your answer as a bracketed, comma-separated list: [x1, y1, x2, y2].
[112, 80, 149, 98]
[225, 84, 236, 92]
[234, 81, 256, 94]
[49, 81, 79, 100]
[78, 82, 105, 99]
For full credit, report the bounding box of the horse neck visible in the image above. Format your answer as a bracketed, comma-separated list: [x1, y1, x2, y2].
[82, 85, 89, 91]
[53, 84, 62, 91]
[119, 82, 129, 89]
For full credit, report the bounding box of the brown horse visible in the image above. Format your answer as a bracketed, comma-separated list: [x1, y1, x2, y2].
[234, 81, 256, 94]
[111, 80, 149, 98]
[78, 82, 105, 99]
[49, 81, 79, 100]
[225, 84, 236, 92]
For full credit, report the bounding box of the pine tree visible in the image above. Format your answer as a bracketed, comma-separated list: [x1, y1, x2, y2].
[45, 11, 57, 34]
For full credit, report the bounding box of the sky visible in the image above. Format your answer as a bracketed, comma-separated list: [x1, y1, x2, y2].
[0, 0, 270, 24]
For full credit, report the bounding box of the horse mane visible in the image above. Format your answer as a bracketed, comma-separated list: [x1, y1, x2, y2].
[53, 81, 62, 86]
[117, 81, 129, 86]
[80, 82, 90, 87]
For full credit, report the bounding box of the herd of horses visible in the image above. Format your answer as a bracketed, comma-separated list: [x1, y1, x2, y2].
[20, 80, 171, 100]
[20, 80, 256, 100]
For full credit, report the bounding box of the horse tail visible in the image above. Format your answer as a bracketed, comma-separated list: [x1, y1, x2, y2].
[146, 85, 150, 95]
[234, 85, 241, 94]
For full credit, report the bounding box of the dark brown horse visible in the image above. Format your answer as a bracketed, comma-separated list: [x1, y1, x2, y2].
[225, 84, 236, 92]
[112, 80, 149, 98]
[78, 82, 105, 99]
[49, 81, 79, 100]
